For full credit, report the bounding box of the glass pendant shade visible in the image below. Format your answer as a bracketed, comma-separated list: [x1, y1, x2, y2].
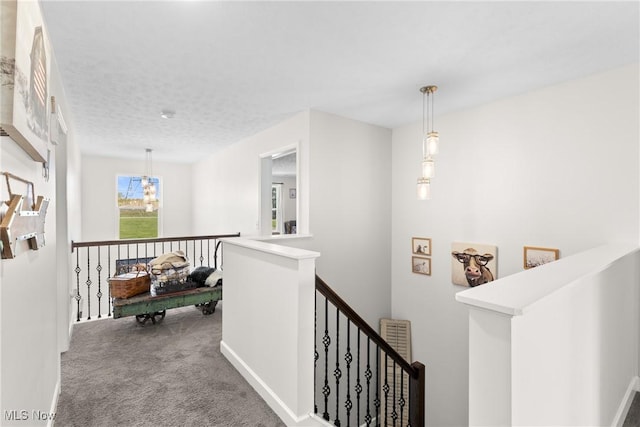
[422, 158, 435, 178]
[417, 177, 431, 200]
[426, 131, 439, 156]
[418, 85, 439, 200]
[141, 176, 148, 187]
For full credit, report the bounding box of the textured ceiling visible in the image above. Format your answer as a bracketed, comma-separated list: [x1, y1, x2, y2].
[39, 1, 639, 164]
[272, 152, 297, 177]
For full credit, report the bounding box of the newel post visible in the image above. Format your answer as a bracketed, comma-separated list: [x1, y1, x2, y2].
[409, 361, 426, 427]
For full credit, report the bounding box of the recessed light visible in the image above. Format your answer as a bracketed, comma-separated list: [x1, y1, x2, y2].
[160, 110, 175, 119]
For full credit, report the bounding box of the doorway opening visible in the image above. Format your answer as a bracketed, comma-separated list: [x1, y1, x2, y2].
[260, 147, 297, 236]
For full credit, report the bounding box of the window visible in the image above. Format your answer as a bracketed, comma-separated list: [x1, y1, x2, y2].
[117, 175, 160, 238]
[272, 183, 283, 234]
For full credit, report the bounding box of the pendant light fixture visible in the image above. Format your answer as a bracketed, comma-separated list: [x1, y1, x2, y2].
[417, 85, 439, 200]
[142, 148, 156, 212]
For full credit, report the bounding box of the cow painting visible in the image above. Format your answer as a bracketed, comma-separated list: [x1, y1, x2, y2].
[451, 244, 497, 287]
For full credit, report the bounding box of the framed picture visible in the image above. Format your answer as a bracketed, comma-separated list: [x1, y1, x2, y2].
[412, 256, 431, 276]
[524, 246, 559, 269]
[412, 237, 431, 256]
[0, 1, 51, 163]
[451, 242, 498, 287]
[289, 188, 296, 199]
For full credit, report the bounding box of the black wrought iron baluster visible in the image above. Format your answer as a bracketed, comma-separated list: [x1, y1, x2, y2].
[162, 242, 165, 254]
[345, 319, 353, 427]
[96, 247, 103, 318]
[85, 247, 92, 320]
[356, 330, 362, 426]
[136, 242, 139, 264]
[322, 297, 331, 421]
[74, 250, 81, 321]
[399, 371, 405, 427]
[334, 307, 341, 427]
[314, 291, 318, 415]
[383, 354, 389, 427]
[365, 338, 372, 426]
[207, 240, 211, 267]
[215, 240, 221, 269]
[392, 361, 398, 427]
[170, 241, 173, 252]
[107, 245, 112, 317]
[199, 240, 204, 266]
[126, 243, 130, 264]
[117, 245, 121, 269]
[375, 346, 380, 427]
[219, 240, 224, 269]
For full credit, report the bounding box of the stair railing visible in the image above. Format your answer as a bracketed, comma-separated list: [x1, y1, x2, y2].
[70, 233, 240, 321]
[315, 275, 425, 427]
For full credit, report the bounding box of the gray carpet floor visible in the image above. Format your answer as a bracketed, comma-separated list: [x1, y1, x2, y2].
[55, 304, 285, 427]
[625, 392, 640, 427]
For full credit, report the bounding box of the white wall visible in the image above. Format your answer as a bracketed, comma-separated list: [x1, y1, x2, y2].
[192, 110, 393, 327]
[306, 110, 392, 325]
[191, 111, 310, 237]
[221, 238, 319, 426]
[80, 155, 193, 241]
[511, 249, 639, 425]
[0, 0, 82, 421]
[458, 244, 639, 426]
[391, 64, 640, 426]
[1, 136, 59, 424]
[52, 52, 82, 355]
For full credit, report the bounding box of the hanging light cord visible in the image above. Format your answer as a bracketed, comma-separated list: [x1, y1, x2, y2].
[422, 91, 426, 159]
[430, 89, 435, 133]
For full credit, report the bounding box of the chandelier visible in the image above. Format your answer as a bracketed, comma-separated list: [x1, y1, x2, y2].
[417, 85, 439, 200]
[141, 148, 156, 212]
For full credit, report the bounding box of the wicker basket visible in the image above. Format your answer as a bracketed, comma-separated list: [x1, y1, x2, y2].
[109, 271, 151, 299]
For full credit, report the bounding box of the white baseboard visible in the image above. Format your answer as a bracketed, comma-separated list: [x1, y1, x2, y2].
[48, 378, 61, 427]
[309, 413, 334, 427]
[220, 340, 322, 427]
[612, 376, 640, 427]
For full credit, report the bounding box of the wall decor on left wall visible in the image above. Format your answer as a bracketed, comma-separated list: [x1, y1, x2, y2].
[0, 171, 49, 258]
[0, 0, 51, 164]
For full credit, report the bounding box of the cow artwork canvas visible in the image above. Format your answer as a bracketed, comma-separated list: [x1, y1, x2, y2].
[451, 242, 498, 287]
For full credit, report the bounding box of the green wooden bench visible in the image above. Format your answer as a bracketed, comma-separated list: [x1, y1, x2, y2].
[113, 286, 222, 325]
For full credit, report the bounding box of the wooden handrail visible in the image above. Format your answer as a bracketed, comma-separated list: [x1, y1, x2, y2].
[316, 274, 425, 427]
[315, 275, 418, 378]
[71, 233, 240, 252]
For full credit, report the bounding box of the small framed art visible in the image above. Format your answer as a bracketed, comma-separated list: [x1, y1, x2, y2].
[412, 256, 431, 275]
[524, 246, 559, 269]
[412, 237, 431, 256]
